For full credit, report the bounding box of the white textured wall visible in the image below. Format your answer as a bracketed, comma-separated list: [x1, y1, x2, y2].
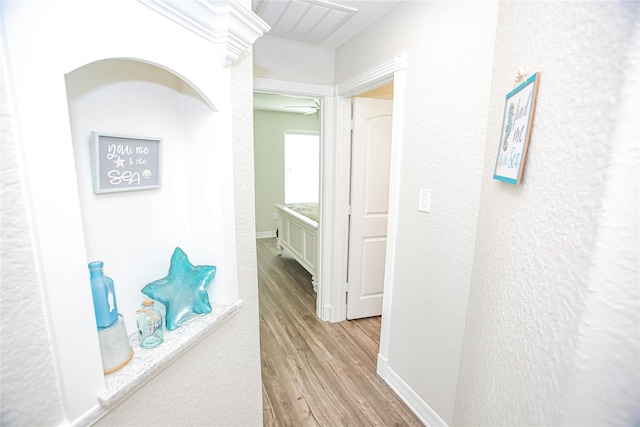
[254, 35, 335, 85]
[254, 110, 319, 233]
[0, 45, 65, 427]
[99, 35, 263, 427]
[454, 2, 639, 425]
[559, 28, 639, 424]
[336, 2, 499, 423]
[1, 0, 263, 425]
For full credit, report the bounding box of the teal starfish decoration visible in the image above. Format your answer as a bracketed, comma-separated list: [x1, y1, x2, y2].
[141, 247, 216, 331]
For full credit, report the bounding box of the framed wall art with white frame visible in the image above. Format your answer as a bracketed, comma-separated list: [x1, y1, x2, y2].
[91, 132, 163, 194]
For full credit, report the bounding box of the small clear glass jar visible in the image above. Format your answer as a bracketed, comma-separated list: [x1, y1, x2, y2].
[136, 299, 164, 349]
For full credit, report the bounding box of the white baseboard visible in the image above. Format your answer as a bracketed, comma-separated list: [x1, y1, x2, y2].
[378, 354, 448, 427]
[377, 353, 389, 377]
[322, 304, 332, 321]
[256, 230, 276, 239]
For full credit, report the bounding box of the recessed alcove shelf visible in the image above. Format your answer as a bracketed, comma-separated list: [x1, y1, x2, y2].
[6, 0, 264, 423]
[82, 301, 242, 425]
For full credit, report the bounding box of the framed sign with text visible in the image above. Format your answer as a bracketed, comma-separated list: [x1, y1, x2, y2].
[493, 72, 540, 185]
[91, 132, 162, 194]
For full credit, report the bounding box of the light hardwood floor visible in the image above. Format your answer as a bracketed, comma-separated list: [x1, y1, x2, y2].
[257, 238, 423, 427]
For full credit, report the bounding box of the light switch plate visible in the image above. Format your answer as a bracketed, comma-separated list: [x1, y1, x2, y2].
[418, 188, 431, 212]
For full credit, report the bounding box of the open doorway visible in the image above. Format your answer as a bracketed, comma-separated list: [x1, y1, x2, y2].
[253, 92, 321, 237]
[253, 53, 406, 334]
[253, 91, 322, 293]
[346, 83, 394, 320]
[326, 54, 406, 380]
[254, 83, 416, 425]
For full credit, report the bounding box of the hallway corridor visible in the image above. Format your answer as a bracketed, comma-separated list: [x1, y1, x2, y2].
[257, 238, 422, 426]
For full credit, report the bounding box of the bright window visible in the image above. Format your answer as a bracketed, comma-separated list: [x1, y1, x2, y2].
[284, 132, 319, 203]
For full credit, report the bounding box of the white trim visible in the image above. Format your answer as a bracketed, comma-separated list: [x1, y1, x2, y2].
[382, 360, 449, 427]
[377, 353, 389, 377]
[256, 230, 276, 239]
[322, 304, 333, 321]
[378, 57, 406, 363]
[337, 53, 406, 97]
[328, 95, 351, 322]
[139, 0, 270, 67]
[317, 95, 337, 321]
[254, 78, 334, 97]
[284, 130, 320, 136]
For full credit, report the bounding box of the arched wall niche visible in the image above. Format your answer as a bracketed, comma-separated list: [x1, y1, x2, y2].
[2, 1, 260, 422]
[65, 57, 239, 339]
[67, 57, 218, 111]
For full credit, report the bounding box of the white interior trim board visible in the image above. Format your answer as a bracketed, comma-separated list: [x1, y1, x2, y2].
[384, 363, 449, 427]
[378, 56, 406, 362]
[337, 53, 405, 97]
[256, 231, 276, 239]
[254, 78, 334, 97]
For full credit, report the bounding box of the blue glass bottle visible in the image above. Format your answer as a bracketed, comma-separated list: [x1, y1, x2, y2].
[88, 261, 118, 328]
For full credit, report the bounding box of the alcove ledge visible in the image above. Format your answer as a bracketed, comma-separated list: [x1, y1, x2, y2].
[80, 300, 243, 426]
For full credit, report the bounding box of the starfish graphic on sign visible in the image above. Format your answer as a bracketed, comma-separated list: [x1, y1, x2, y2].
[141, 247, 216, 330]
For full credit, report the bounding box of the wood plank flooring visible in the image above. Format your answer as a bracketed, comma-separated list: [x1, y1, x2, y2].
[257, 238, 423, 427]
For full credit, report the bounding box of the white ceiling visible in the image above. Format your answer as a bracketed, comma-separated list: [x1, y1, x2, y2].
[252, 0, 401, 49]
[252, 0, 400, 113]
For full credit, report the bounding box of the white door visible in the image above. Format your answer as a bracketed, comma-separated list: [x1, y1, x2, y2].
[346, 97, 393, 320]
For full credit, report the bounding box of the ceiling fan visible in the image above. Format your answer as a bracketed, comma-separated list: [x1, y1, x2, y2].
[285, 98, 320, 115]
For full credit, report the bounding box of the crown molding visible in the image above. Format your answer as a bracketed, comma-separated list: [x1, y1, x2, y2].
[253, 78, 334, 97]
[139, 0, 270, 67]
[337, 53, 407, 96]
